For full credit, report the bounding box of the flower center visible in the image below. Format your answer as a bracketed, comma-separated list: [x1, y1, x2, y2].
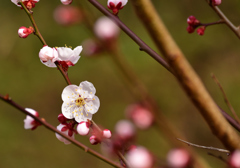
[75, 97, 85, 107]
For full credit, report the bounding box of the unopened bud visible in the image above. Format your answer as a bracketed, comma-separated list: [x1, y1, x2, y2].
[77, 121, 90, 136]
[212, 0, 221, 6]
[58, 113, 67, 123]
[89, 135, 100, 145]
[18, 26, 34, 38]
[102, 129, 112, 139]
[24, 108, 40, 130]
[197, 26, 205, 36]
[61, 0, 72, 5]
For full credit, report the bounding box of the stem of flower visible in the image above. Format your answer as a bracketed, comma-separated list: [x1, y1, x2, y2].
[19, 2, 72, 86]
[0, 94, 123, 168]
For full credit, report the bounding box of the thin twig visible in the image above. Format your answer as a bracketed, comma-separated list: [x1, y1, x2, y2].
[205, 0, 240, 38]
[0, 94, 123, 168]
[211, 74, 240, 124]
[207, 152, 228, 164]
[177, 138, 230, 154]
[19, 2, 72, 85]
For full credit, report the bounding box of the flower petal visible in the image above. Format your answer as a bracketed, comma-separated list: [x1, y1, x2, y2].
[73, 46, 83, 57]
[79, 81, 96, 99]
[41, 60, 57, 67]
[57, 47, 74, 61]
[85, 96, 100, 114]
[75, 111, 92, 123]
[61, 102, 77, 119]
[62, 85, 79, 101]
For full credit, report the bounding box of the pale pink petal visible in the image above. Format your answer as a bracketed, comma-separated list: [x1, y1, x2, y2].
[61, 85, 79, 101]
[79, 81, 96, 98]
[85, 96, 100, 114]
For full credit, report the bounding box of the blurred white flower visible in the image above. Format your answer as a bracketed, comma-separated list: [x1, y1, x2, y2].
[115, 120, 135, 139]
[24, 108, 40, 130]
[55, 124, 75, 145]
[126, 146, 153, 168]
[229, 150, 240, 168]
[61, 81, 100, 123]
[94, 17, 120, 40]
[167, 148, 191, 168]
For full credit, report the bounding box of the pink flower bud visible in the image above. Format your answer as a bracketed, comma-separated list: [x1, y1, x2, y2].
[126, 146, 153, 168]
[197, 26, 205, 36]
[55, 123, 75, 145]
[115, 120, 135, 140]
[11, 0, 39, 9]
[186, 25, 195, 34]
[107, 0, 128, 15]
[18, 26, 34, 38]
[94, 17, 120, 41]
[58, 113, 68, 123]
[77, 121, 90, 136]
[61, 0, 72, 5]
[212, 0, 221, 6]
[187, 15, 200, 26]
[167, 148, 191, 168]
[89, 135, 100, 145]
[126, 104, 153, 130]
[39, 46, 58, 67]
[102, 129, 112, 139]
[54, 5, 83, 26]
[229, 150, 240, 168]
[24, 108, 40, 130]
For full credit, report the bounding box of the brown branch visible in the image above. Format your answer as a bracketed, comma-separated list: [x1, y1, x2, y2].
[0, 94, 123, 168]
[177, 138, 230, 154]
[211, 74, 240, 124]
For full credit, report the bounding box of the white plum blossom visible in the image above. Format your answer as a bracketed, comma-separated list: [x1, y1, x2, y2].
[56, 46, 82, 66]
[24, 108, 39, 130]
[61, 81, 100, 123]
[167, 148, 191, 168]
[39, 46, 59, 67]
[94, 17, 120, 40]
[115, 120, 135, 139]
[55, 124, 75, 145]
[61, 0, 72, 5]
[126, 146, 153, 168]
[38, 45, 82, 68]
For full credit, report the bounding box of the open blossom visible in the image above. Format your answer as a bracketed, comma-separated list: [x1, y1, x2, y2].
[39, 46, 58, 67]
[94, 17, 120, 41]
[11, 0, 40, 9]
[55, 123, 75, 145]
[107, 0, 128, 15]
[56, 46, 82, 66]
[38, 45, 82, 68]
[24, 108, 40, 130]
[61, 81, 100, 123]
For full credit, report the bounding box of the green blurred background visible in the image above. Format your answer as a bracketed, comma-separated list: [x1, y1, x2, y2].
[1, 0, 240, 167]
